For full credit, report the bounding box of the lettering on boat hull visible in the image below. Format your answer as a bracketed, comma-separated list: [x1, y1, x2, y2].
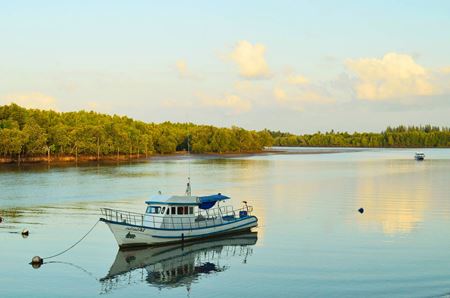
[126, 227, 145, 232]
[125, 232, 136, 239]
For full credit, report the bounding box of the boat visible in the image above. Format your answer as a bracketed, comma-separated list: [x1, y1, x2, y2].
[415, 152, 425, 161]
[100, 180, 258, 248]
[100, 232, 257, 293]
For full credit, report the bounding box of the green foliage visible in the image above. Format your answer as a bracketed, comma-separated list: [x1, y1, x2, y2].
[271, 126, 450, 148]
[0, 104, 272, 158]
[0, 104, 448, 160]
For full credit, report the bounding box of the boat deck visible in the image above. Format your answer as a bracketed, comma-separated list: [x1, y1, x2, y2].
[100, 205, 254, 230]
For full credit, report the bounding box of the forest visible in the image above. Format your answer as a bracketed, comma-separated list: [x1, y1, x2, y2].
[0, 104, 273, 161]
[0, 104, 449, 162]
[272, 125, 450, 148]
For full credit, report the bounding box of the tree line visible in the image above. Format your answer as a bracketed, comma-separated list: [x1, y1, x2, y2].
[0, 104, 273, 161]
[271, 125, 450, 148]
[0, 104, 448, 162]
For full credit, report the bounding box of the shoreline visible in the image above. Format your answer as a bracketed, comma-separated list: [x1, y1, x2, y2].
[0, 146, 445, 165]
[0, 151, 270, 165]
[0, 148, 328, 165]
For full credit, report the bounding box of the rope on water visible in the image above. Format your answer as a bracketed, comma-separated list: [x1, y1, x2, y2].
[43, 219, 100, 260]
[45, 261, 98, 280]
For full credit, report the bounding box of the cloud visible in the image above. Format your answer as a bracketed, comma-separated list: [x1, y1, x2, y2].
[87, 101, 98, 110]
[160, 98, 193, 108]
[234, 80, 264, 96]
[175, 60, 189, 77]
[297, 90, 335, 104]
[286, 75, 309, 85]
[175, 60, 200, 79]
[273, 87, 287, 102]
[200, 93, 251, 114]
[1, 92, 58, 110]
[441, 66, 450, 74]
[230, 41, 270, 78]
[273, 85, 335, 112]
[346, 53, 436, 100]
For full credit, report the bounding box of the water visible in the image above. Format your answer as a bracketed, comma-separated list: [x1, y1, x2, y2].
[1, 148, 449, 297]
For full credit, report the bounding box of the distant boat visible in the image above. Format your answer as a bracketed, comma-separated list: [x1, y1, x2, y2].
[415, 152, 425, 161]
[100, 180, 258, 248]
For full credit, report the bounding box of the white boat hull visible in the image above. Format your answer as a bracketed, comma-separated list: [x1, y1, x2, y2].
[101, 216, 258, 248]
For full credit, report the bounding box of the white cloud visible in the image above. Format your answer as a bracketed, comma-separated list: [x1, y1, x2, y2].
[273, 87, 287, 102]
[175, 60, 200, 79]
[1, 92, 58, 110]
[87, 101, 98, 110]
[346, 53, 436, 100]
[230, 41, 270, 78]
[160, 98, 193, 108]
[297, 90, 335, 104]
[234, 80, 264, 95]
[273, 85, 335, 112]
[200, 93, 251, 114]
[441, 66, 450, 74]
[286, 75, 309, 85]
[175, 60, 189, 77]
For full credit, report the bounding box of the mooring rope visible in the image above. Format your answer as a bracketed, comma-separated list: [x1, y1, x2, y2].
[43, 220, 100, 260]
[45, 261, 98, 280]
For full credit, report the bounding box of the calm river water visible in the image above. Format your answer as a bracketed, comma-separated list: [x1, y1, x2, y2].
[1, 148, 449, 297]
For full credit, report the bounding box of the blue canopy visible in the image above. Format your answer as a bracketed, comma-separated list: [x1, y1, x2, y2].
[198, 194, 230, 209]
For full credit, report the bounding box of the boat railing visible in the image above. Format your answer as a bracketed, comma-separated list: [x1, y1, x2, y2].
[101, 208, 145, 227]
[199, 205, 253, 218]
[100, 205, 253, 230]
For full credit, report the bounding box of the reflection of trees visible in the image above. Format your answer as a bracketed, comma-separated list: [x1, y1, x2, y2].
[1, 209, 25, 219]
[357, 177, 428, 234]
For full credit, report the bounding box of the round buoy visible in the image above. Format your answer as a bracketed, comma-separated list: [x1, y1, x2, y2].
[358, 208, 364, 214]
[31, 256, 43, 269]
[21, 229, 29, 236]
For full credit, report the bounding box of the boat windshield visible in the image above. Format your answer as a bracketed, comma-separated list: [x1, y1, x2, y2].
[146, 206, 161, 214]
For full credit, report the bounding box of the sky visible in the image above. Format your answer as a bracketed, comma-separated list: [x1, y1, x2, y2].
[1, 1, 449, 133]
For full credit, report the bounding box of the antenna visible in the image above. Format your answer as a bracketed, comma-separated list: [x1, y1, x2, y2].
[185, 132, 192, 196]
[187, 133, 191, 179]
[185, 176, 191, 196]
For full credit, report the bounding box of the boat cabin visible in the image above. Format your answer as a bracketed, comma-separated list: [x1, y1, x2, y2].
[143, 193, 234, 229]
[415, 152, 425, 160]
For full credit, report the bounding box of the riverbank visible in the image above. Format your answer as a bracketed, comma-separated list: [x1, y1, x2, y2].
[0, 151, 268, 165]
[0, 154, 146, 165]
[0, 148, 368, 165]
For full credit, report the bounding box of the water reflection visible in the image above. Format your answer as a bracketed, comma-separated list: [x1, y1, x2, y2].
[100, 232, 257, 294]
[356, 161, 431, 235]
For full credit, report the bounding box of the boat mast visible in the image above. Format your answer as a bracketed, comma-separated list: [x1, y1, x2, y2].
[185, 133, 192, 196]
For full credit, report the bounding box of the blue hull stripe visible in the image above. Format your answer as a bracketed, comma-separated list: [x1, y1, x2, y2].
[101, 215, 258, 231]
[151, 221, 257, 239]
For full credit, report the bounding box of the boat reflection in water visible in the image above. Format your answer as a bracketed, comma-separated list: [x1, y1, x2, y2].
[100, 232, 257, 293]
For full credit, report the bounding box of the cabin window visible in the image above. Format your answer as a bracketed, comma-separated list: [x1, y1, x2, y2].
[189, 207, 194, 214]
[184, 206, 189, 214]
[146, 206, 161, 214]
[177, 206, 184, 215]
[161, 207, 166, 214]
[166, 208, 170, 215]
[171, 207, 176, 215]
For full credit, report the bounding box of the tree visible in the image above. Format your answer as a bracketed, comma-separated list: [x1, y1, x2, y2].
[22, 122, 47, 155]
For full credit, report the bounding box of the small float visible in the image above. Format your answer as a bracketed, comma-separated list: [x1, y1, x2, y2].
[100, 180, 258, 248]
[415, 152, 425, 161]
